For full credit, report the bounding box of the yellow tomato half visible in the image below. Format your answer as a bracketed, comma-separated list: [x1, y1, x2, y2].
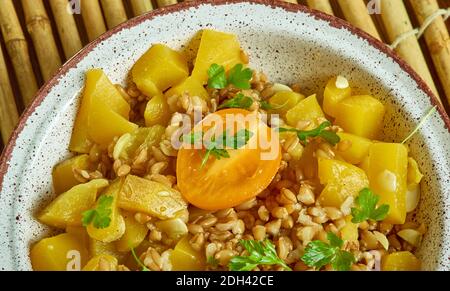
[177, 109, 281, 210]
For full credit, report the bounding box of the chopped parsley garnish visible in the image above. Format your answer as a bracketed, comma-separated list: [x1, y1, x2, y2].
[279, 121, 340, 146]
[81, 195, 113, 229]
[218, 93, 254, 110]
[207, 63, 253, 90]
[229, 239, 291, 271]
[351, 188, 390, 223]
[301, 232, 355, 271]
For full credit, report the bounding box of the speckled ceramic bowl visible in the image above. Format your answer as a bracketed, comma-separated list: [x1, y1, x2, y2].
[0, 0, 449, 271]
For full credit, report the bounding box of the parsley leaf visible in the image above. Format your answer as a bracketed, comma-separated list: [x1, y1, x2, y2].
[351, 188, 390, 223]
[229, 239, 291, 271]
[207, 64, 253, 90]
[207, 64, 227, 89]
[259, 100, 273, 110]
[227, 64, 253, 89]
[301, 232, 355, 271]
[207, 256, 219, 268]
[81, 195, 113, 229]
[218, 93, 254, 110]
[130, 247, 150, 271]
[278, 121, 340, 146]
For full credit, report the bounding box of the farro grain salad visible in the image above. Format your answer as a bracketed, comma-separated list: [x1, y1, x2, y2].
[31, 29, 427, 271]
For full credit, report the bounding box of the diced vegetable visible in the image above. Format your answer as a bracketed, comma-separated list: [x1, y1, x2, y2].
[170, 235, 205, 271]
[165, 76, 210, 106]
[340, 215, 359, 242]
[116, 211, 148, 252]
[70, 69, 133, 152]
[118, 175, 187, 219]
[397, 229, 422, 247]
[317, 158, 369, 208]
[335, 95, 385, 139]
[144, 94, 171, 127]
[52, 154, 92, 194]
[286, 94, 324, 127]
[89, 238, 127, 263]
[39, 179, 109, 229]
[407, 158, 423, 185]
[337, 132, 372, 165]
[323, 76, 352, 117]
[268, 91, 304, 117]
[30, 233, 88, 271]
[86, 181, 126, 243]
[66, 226, 89, 248]
[367, 143, 408, 224]
[114, 126, 165, 161]
[132, 44, 189, 97]
[406, 183, 420, 213]
[155, 218, 188, 242]
[382, 251, 421, 271]
[191, 29, 243, 84]
[82, 254, 118, 271]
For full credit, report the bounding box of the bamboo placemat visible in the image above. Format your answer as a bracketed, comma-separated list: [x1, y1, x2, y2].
[1, 0, 449, 152]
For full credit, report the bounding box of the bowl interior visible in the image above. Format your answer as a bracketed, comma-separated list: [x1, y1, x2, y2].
[0, 0, 449, 270]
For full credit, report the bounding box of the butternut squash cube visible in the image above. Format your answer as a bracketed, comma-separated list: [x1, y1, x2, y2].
[171, 235, 205, 271]
[340, 216, 359, 242]
[382, 251, 421, 271]
[144, 94, 171, 127]
[335, 95, 385, 139]
[268, 91, 304, 117]
[89, 238, 127, 263]
[82, 254, 118, 271]
[165, 76, 210, 105]
[31, 233, 88, 271]
[118, 175, 187, 220]
[337, 132, 372, 165]
[323, 77, 352, 117]
[52, 154, 92, 194]
[70, 69, 132, 153]
[367, 143, 408, 224]
[132, 44, 189, 97]
[286, 94, 324, 127]
[39, 179, 109, 229]
[191, 29, 243, 84]
[407, 157, 423, 185]
[116, 211, 148, 252]
[318, 158, 369, 208]
[86, 181, 126, 243]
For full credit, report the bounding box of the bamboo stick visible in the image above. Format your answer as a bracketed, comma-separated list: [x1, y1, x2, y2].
[21, 0, 62, 81]
[0, 44, 19, 143]
[81, 0, 107, 41]
[156, 0, 178, 7]
[409, 0, 450, 105]
[0, 0, 38, 105]
[49, 0, 82, 59]
[337, 0, 381, 40]
[100, 0, 128, 29]
[130, 0, 153, 16]
[306, 0, 334, 15]
[379, 0, 439, 99]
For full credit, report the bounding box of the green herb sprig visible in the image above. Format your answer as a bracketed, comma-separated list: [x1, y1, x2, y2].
[351, 188, 390, 223]
[229, 239, 291, 271]
[131, 247, 150, 271]
[82, 195, 113, 229]
[301, 232, 355, 271]
[207, 63, 253, 90]
[279, 121, 340, 146]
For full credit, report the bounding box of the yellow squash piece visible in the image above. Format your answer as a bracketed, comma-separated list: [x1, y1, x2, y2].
[323, 76, 352, 117]
[86, 181, 126, 243]
[89, 238, 128, 263]
[115, 126, 165, 161]
[191, 29, 243, 84]
[340, 216, 359, 242]
[116, 211, 148, 252]
[407, 157, 423, 185]
[318, 158, 369, 208]
[268, 91, 304, 117]
[144, 94, 171, 127]
[171, 235, 205, 271]
[367, 143, 408, 224]
[52, 154, 92, 194]
[39, 179, 109, 229]
[132, 44, 189, 97]
[286, 94, 324, 127]
[335, 95, 385, 139]
[337, 132, 373, 165]
[31, 233, 89, 271]
[165, 76, 210, 105]
[382, 251, 421, 271]
[70, 69, 133, 153]
[118, 175, 187, 220]
[82, 254, 118, 271]
[66, 226, 89, 248]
